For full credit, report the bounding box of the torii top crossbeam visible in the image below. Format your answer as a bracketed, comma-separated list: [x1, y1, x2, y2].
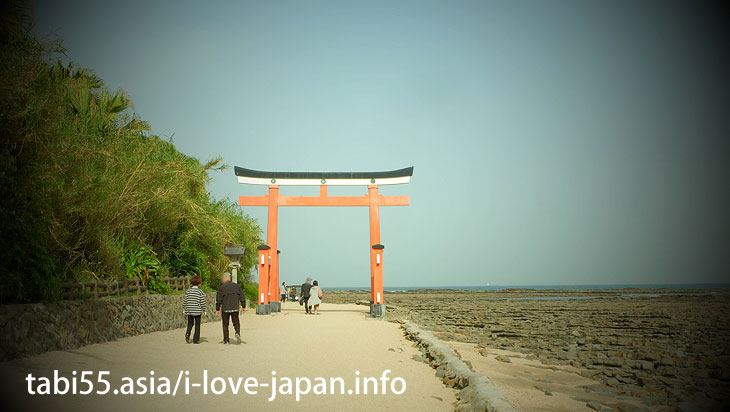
[235, 166, 413, 317]
[234, 166, 413, 186]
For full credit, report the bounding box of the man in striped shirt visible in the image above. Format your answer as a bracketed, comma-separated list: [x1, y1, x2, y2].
[183, 275, 207, 344]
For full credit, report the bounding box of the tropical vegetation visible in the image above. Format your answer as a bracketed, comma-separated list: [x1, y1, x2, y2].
[0, 2, 261, 303]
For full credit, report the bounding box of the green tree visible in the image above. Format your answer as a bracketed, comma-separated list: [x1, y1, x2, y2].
[0, 3, 261, 303]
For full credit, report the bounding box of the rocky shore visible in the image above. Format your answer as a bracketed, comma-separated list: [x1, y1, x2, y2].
[324, 289, 730, 411]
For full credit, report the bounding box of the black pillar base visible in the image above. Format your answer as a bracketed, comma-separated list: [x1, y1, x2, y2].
[255, 304, 270, 315]
[371, 303, 386, 318]
[269, 302, 281, 312]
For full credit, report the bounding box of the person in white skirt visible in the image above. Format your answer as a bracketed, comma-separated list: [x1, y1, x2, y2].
[308, 280, 323, 315]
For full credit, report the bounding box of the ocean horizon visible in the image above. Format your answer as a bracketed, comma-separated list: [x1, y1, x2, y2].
[322, 283, 730, 291]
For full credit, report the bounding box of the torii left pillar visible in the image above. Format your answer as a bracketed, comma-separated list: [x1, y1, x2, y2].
[266, 186, 281, 313]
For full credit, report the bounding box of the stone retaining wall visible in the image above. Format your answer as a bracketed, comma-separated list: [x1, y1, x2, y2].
[0, 293, 217, 362]
[402, 322, 518, 412]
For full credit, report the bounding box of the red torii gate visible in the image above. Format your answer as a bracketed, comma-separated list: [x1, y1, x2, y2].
[235, 166, 413, 317]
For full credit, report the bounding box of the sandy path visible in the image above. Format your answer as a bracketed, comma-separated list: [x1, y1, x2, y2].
[1, 303, 456, 411]
[449, 342, 661, 411]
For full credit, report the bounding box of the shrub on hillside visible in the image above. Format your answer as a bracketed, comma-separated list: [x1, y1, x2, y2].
[0, 4, 261, 302]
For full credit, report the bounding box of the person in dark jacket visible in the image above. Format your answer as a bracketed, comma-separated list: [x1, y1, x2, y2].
[300, 277, 312, 314]
[216, 273, 246, 344]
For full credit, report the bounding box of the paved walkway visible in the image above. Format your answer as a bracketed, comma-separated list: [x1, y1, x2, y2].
[1, 303, 456, 411]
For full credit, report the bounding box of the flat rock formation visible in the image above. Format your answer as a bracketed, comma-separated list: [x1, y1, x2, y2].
[326, 289, 730, 410]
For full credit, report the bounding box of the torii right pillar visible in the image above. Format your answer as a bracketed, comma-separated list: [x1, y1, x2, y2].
[369, 185, 386, 317]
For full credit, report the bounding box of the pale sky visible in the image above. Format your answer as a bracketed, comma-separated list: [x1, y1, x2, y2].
[33, 0, 728, 287]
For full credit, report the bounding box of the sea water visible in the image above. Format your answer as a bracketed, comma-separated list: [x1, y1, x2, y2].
[326, 283, 730, 292]
[323, 284, 730, 300]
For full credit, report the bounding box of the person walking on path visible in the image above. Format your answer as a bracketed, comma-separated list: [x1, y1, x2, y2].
[300, 277, 312, 314]
[216, 273, 246, 344]
[308, 280, 323, 315]
[183, 275, 206, 344]
[280, 282, 287, 303]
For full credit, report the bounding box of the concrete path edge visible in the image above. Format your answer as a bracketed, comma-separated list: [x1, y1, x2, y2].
[402, 322, 519, 412]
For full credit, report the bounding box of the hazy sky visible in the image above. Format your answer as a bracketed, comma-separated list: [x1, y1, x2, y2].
[33, 0, 728, 287]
